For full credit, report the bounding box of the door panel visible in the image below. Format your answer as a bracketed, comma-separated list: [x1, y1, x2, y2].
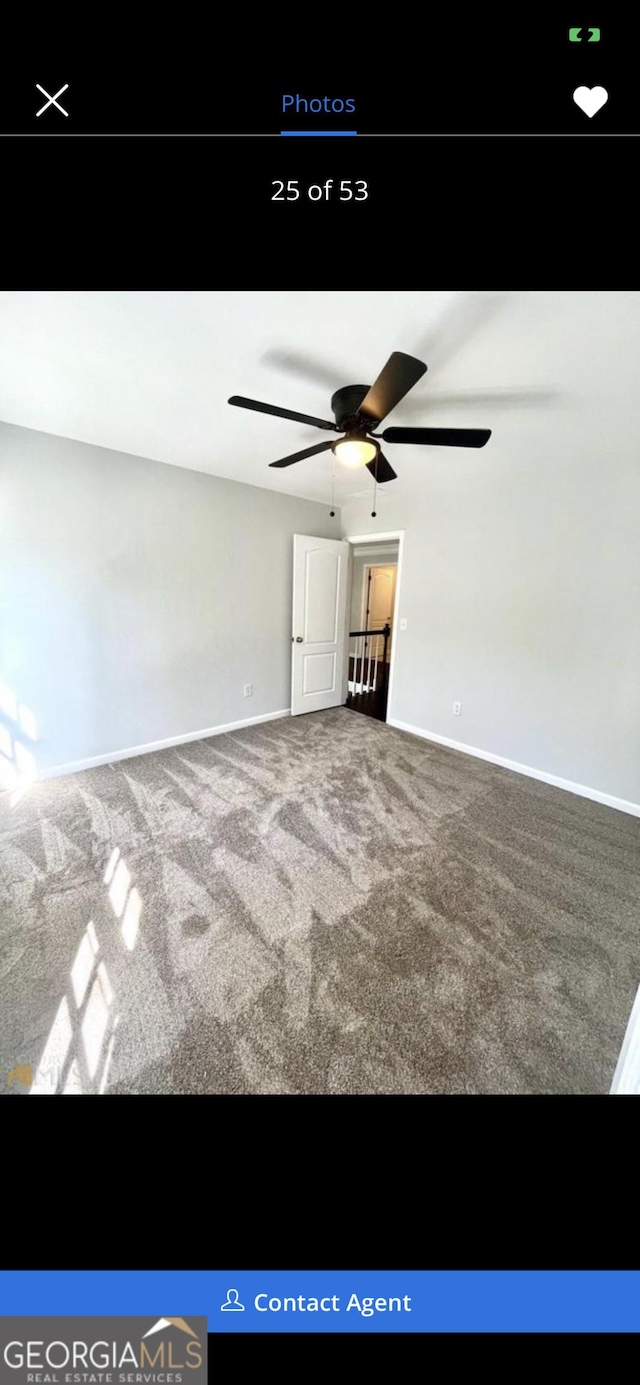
[303, 651, 336, 695]
[304, 549, 340, 643]
[292, 535, 349, 716]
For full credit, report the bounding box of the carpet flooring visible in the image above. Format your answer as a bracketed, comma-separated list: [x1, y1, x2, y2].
[1, 708, 639, 1094]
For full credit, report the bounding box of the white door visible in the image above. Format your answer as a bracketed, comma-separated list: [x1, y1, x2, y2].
[291, 534, 349, 716]
[366, 564, 397, 661]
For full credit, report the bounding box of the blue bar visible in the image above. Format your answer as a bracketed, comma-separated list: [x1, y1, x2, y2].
[2, 1271, 640, 1332]
[280, 130, 358, 136]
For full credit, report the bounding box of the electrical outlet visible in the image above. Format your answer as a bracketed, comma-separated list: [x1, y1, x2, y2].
[399, 618, 407, 631]
[453, 701, 462, 716]
[243, 683, 253, 698]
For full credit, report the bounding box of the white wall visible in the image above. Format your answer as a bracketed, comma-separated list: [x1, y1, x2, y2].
[0, 422, 338, 775]
[341, 293, 640, 808]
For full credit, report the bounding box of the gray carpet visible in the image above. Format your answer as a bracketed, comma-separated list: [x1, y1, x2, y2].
[1, 708, 639, 1094]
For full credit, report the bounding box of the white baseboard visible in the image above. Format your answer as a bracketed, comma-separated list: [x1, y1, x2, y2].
[387, 718, 640, 819]
[610, 981, 640, 1093]
[39, 709, 291, 782]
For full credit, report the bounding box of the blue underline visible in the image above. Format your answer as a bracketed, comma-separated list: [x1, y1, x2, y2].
[280, 130, 358, 136]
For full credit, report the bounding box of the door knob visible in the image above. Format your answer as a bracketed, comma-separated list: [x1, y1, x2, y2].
[295, 636, 303, 643]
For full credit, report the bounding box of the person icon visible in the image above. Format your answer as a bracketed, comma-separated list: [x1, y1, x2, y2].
[221, 1288, 245, 1312]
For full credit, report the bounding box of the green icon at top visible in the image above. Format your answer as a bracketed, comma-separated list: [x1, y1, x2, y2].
[569, 27, 600, 41]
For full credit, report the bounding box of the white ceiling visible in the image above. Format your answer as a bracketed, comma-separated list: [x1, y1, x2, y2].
[0, 290, 638, 506]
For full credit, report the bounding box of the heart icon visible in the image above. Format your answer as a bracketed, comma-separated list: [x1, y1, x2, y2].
[573, 86, 608, 117]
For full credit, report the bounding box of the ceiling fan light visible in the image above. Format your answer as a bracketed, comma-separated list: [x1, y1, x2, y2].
[332, 435, 379, 469]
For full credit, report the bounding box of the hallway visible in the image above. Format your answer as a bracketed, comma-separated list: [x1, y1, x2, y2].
[346, 542, 398, 724]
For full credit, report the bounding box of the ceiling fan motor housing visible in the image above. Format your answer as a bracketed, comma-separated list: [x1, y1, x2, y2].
[330, 384, 375, 433]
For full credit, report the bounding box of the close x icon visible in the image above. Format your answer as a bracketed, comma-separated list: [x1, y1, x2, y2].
[35, 83, 69, 117]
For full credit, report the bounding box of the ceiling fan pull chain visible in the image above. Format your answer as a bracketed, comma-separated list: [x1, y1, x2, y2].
[371, 455, 378, 518]
[330, 451, 336, 517]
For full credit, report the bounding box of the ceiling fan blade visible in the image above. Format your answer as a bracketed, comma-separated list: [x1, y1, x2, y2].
[261, 348, 342, 390]
[229, 395, 336, 431]
[358, 352, 428, 424]
[387, 385, 556, 416]
[366, 451, 397, 483]
[411, 292, 510, 384]
[383, 426, 492, 448]
[269, 441, 334, 469]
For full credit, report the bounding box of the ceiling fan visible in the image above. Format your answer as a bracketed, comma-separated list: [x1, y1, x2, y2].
[228, 351, 491, 484]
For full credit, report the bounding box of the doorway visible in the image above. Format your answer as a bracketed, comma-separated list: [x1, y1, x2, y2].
[346, 539, 400, 723]
[288, 529, 404, 726]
